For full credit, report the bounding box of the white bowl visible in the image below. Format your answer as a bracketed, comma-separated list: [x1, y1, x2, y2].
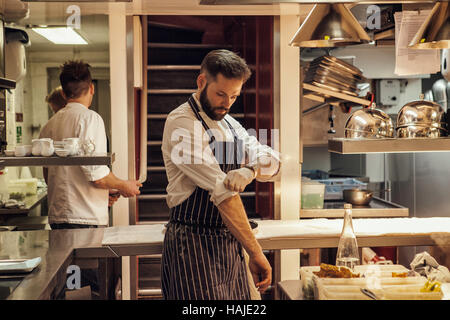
[55, 149, 70, 157]
[4, 150, 14, 156]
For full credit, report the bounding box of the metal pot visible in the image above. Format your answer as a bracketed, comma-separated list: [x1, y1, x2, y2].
[343, 189, 373, 206]
[396, 94, 445, 128]
[345, 103, 394, 139]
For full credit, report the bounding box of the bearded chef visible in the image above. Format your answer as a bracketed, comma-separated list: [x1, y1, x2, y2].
[161, 49, 281, 300]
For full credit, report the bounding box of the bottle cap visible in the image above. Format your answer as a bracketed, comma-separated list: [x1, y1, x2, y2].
[344, 203, 352, 209]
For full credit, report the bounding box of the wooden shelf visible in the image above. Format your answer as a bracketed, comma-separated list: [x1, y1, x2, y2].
[0, 153, 114, 167]
[301, 197, 408, 218]
[328, 137, 450, 154]
[303, 83, 371, 107]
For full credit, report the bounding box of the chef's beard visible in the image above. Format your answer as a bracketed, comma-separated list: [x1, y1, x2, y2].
[200, 84, 229, 121]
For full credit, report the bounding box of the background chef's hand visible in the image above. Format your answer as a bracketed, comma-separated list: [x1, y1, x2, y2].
[119, 180, 142, 197]
[108, 190, 120, 207]
[223, 167, 255, 192]
[248, 252, 272, 293]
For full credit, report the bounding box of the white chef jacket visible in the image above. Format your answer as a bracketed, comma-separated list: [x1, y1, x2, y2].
[39, 102, 110, 225]
[162, 94, 281, 209]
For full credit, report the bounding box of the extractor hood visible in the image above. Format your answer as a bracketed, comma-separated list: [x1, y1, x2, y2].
[290, 3, 370, 47]
[409, 1, 450, 49]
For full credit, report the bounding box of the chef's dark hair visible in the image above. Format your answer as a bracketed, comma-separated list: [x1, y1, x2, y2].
[59, 60, 92, 99]
[200, 49, 251, 83]
[45, 86, 67, 113]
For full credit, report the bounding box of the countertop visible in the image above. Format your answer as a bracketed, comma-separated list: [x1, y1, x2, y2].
[2, 217, 450, 300]
[0, 188, 47, 216]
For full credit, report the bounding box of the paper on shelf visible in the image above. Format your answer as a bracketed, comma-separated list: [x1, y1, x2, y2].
[394, 10, 440, 76]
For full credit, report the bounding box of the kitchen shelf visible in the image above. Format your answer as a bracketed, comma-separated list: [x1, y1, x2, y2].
[300, 197, 409, 218]
[0, 153, 115, 167]
[0, 77, 16, 90]
[328, 137, 450, 154]
[147, 65, 201, 70]
[148, 89, 195, 94]
[302, 83, 371, 107]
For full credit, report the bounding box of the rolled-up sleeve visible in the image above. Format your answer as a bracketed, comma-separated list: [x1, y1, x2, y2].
[79, 112, 110, 182]
[230, 117, 281, 182]
[162, 114, 237, 206]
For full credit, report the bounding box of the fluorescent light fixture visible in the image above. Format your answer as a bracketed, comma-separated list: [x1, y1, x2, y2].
[32, 27, 87, 45]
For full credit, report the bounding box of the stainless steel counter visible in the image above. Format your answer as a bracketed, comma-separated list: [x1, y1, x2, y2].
[1, 217, 450, 299]
[0, 188, 47, 216]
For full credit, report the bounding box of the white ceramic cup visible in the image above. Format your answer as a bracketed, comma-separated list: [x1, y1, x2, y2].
[32, 139, 41, 156]
[63, 138, 80, 156]
[23, 145, 32, 156]
[14, 145, 26, 157]
[40, 138, 54, 157]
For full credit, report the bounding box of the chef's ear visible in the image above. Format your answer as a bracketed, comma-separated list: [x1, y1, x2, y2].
[197, 73, 207, 91]
[90, 83, 95, 95]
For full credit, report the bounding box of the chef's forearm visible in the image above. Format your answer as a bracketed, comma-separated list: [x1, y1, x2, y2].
[217, 194, 262, 257]
[92, 172, 125, 190]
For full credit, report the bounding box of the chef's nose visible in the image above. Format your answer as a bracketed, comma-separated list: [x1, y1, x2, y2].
[221, 96, 232, 108]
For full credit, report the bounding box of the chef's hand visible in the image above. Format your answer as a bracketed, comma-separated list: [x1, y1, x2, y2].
[108, 191, 120, 207]
[119, 180, 142, 197]
[248, 252, 272, 293]
[224, 167, 255, 192]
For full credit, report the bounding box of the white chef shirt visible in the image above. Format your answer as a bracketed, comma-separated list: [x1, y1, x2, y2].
[162, 94, 281, 208]
[39, 102, 110, 225]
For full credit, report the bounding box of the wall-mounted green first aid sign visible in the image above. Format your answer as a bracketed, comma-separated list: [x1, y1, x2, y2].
[16, 126, 22, 144]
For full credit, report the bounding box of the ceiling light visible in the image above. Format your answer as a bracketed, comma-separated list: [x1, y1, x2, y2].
[32, 27, 88, 45]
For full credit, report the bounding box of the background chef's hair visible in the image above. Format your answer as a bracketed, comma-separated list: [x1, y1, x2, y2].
[200, 49, 251, 83]
[59, 60, 93, 99]
[45, 86, 67, 113]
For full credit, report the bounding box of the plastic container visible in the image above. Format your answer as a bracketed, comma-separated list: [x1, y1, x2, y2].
[8, 178, 38, 195]
[316, 178, 368, 200]
[301, 181, 325, 209]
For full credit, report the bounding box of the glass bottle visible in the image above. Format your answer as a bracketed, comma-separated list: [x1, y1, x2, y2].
[336, 203, 360, 270]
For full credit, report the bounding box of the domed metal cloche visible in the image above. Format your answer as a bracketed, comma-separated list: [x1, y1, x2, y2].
[345, 103, 394, 139]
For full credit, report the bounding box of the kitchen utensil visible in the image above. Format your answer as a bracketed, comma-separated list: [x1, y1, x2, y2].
[345, 103, 394, 139]
[396, 94, 445, 128]
[360, 288, 379, 300]
[343, 189, 373, 206]
[432, 79, 447, 109]
[0, 257, 42, 274]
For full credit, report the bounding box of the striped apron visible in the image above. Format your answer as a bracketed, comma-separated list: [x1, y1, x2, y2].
[161, 96, 251, 300]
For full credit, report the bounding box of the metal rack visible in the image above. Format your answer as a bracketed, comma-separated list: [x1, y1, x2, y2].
[0, 153, 115, 167]
[328, 137, 450, 154]
[302, 83, 371, 107]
